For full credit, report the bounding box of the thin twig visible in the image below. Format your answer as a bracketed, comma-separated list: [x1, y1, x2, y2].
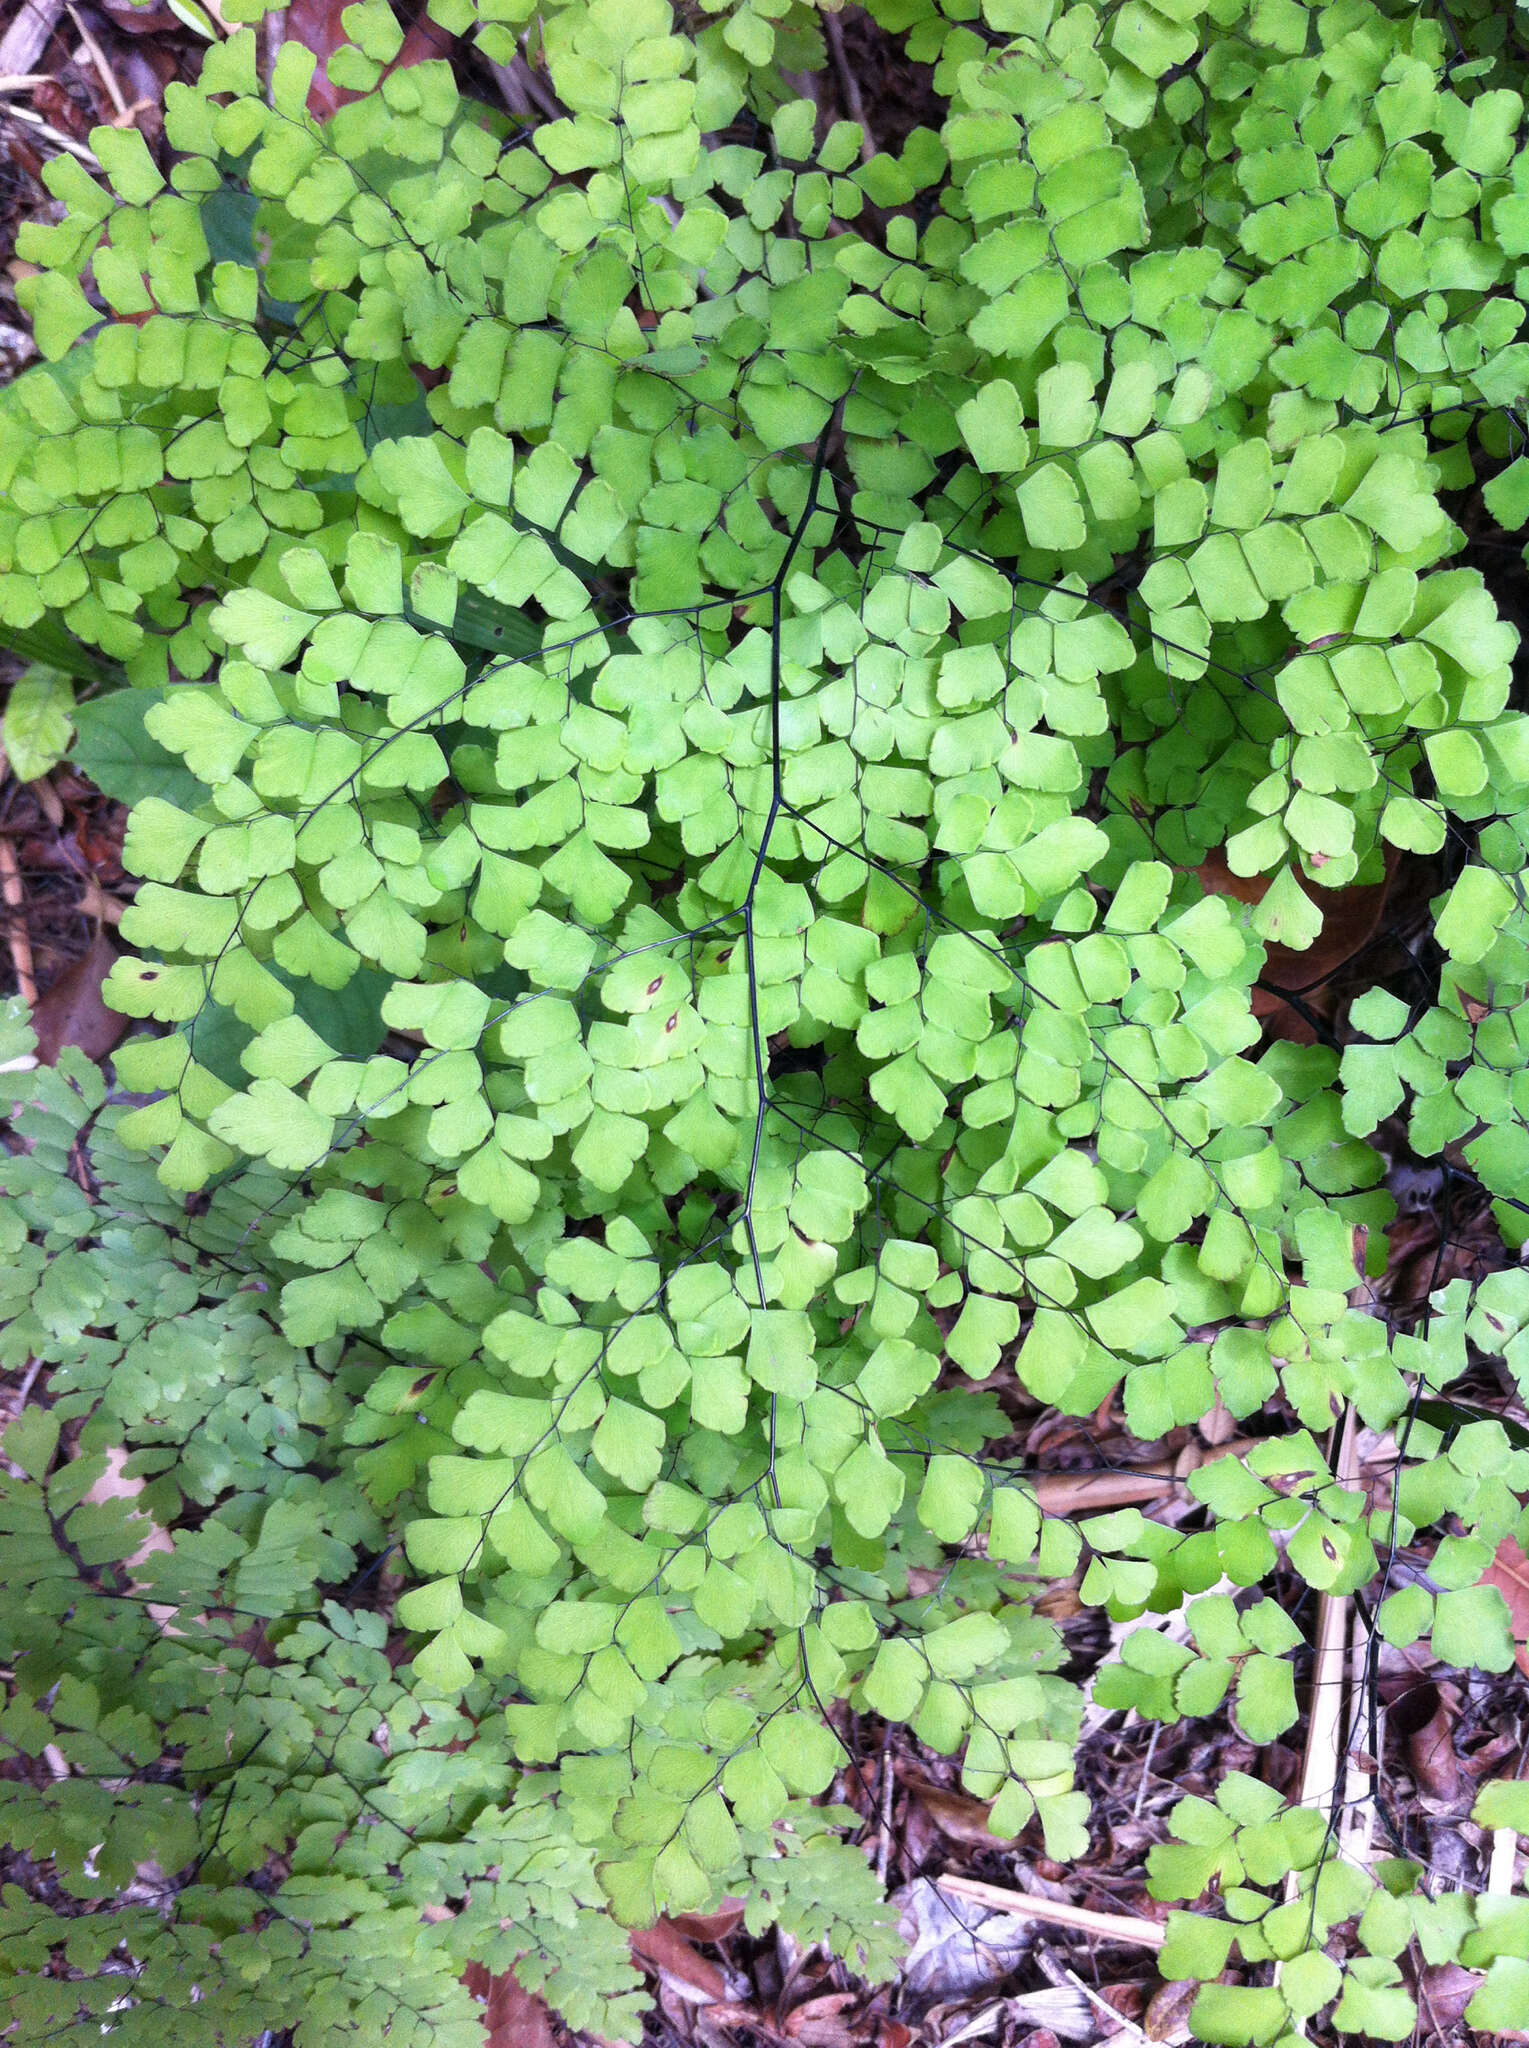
[66, 2, 128, 118]
[261, 2, 281, 104]
[4, 99, 100, 164]
[936, 1875, 1166, 1950]
[1340, 1573, 1375, 1871]
[1279, 1407, 1359, 2032]
[1027, 1439, 1255, 1516]
[503, 40, 561, 123]
[1133, 1723, 1161, 1820]
[1294, 1407, 1357, 1824]
[822, 9, 875, 163]
[874, 1727, 894, 1882]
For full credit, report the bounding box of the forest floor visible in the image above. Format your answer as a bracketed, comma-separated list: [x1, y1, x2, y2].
[2, 6, 1527, 2047]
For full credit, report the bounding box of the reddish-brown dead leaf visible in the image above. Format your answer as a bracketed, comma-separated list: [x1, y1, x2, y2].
[665, 1901, 746, 1945]
[629, 1918, 730, 2004]
[1481, 1537, 1529, 1678]
[1194, 850, 1397, 1042]
[781, 1992, 863, 2047]
[279, 0, 454, 119]
[31, 933, 125, 1066]
[704, 2002, 780, 2038]
[97, 1, 184, 34]
[461, 1963, 559, 2048]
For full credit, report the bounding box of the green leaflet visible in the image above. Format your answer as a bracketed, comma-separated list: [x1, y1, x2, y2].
[7, 0, 1529, 2040]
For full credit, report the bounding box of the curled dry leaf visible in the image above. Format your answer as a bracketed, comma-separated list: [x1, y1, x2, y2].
[665, 1901, 747, 1946]
[1142, 1973, 1200, 2045]
[629, 1916, 738, 2005]
[1392, 1680, 1462, 1805]
[895, 1878, 1036, 2000]
[0, 0, 66, 73]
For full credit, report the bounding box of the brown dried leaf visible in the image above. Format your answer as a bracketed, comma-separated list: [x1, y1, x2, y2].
[1143, 1975, 1200, 2044]
[896, 1878, 1037, 1999]
[1415, 1962, 1479, 2034]
[1398, 1682, 1461, 1804]
[461, 1963, 559, 2048]
[31, 933, 124, 1065]
[702, 2001, 781, 2042]
[903, 1773, 998, 1850]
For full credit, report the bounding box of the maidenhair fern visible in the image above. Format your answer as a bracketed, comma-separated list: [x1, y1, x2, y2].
[6, 0, 1529, 2039]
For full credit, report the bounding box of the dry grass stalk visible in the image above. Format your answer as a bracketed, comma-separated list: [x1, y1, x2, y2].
[936, 1873, 1166, 1950]
[0, 833, 39, 1007]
